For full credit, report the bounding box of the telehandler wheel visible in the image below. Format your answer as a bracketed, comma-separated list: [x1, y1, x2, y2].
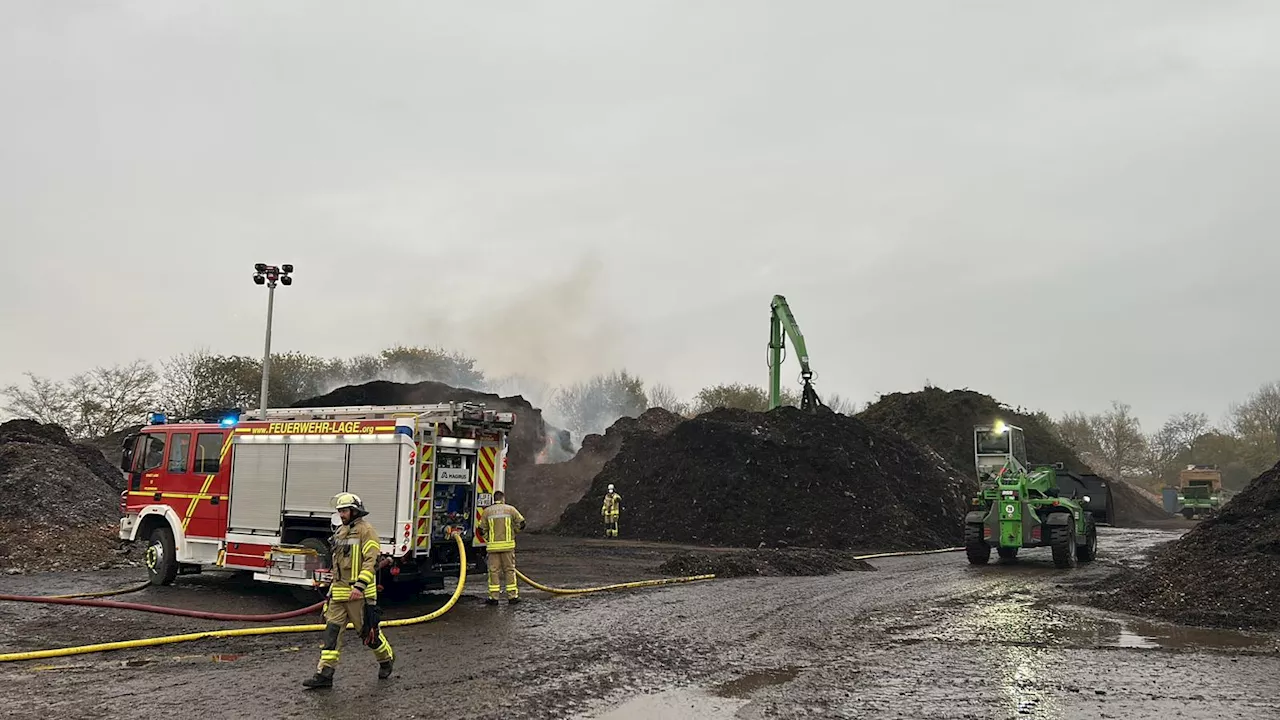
[1050, 524, 1077, 569]
[1076, 520, 1098, 563]
[964, 524, 990, 565]
[1181, 507, 1196, 520]
[997, 547, 1019, 561]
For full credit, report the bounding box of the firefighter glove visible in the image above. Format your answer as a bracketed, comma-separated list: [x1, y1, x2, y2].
[360, 604, 383, 647]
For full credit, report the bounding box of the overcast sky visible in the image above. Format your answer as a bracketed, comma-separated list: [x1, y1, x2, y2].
[2, 1, 1279, 430]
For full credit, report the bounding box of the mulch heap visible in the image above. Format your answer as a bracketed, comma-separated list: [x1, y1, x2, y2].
[1095, 460, 1280, 630]
[0, 419, 136, 573]
[658, 548, 875, 578]
[555, 406, 976, 551]
[857, 387, 1169, 526]
[293, 380, 549, 470]
[514, 408, 683, 531]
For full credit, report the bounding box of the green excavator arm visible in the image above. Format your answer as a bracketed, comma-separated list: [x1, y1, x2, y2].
[768, 295, 824, 412]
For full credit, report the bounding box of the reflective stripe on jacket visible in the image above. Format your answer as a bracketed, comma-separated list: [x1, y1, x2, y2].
[480, 502, 524, 552]
[329, 517, 381, 602]
[602, 492, 622, 514]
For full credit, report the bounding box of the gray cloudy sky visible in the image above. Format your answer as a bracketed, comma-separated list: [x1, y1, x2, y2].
[2, 1, 1279, 429]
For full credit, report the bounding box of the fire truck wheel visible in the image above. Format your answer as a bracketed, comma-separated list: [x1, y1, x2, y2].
[145, 526, 178, 586]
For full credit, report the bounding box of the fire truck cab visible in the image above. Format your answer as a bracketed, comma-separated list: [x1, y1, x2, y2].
[118, 403, 514, 597]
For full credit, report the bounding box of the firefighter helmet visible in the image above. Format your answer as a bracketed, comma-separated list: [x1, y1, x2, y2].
[331, 492, 365, 512]
[607, 484, 615, 493]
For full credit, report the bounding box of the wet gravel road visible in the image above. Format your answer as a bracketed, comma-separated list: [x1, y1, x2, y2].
[1, 527, 1277, 720]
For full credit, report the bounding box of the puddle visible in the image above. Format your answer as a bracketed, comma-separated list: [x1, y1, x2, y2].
[901, 596, 1277, 654]
[587, 688, 747, 719]
[1109, 617, 1272, 651]
[711, 665, 800, 698]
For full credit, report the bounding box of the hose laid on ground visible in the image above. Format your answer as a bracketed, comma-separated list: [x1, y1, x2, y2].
[48, 581, 152, 600]
[0, 592, 325, 622]
[517, 570, 716, 595]
[852, 547, 965, 561]
[0, 533, 470, 664]
[0, 540, 963, 663]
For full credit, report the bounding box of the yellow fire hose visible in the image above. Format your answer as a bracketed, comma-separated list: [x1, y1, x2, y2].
[0, 535, 718, 664]
[0, 534, 471, 664]
[0, 539, 961, 664]
[853, 547, 964, 561]
[516, 571, 715, 595]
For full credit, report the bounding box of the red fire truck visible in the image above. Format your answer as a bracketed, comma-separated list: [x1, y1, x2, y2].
[118, 403, 514, 598]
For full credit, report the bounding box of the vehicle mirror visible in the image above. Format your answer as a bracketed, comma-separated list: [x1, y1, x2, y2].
[119, 434, 139, 472]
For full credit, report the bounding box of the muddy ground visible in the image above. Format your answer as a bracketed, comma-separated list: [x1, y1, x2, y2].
[1, 528, 1277, 720]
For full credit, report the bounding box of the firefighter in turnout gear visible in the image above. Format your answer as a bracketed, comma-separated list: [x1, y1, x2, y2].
[602, 484, 622, 538]
[478, 490, 525, 604]
[302, 492, 395, 688]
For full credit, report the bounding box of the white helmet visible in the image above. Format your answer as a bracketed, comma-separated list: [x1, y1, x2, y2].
[331, 492, 365, 512]
[607, 484, 615, 493]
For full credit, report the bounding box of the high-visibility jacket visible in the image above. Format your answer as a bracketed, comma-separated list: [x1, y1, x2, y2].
[602, 492, 622, 516]
[328, 517, 381, 603]
[480, 502, 525, 552]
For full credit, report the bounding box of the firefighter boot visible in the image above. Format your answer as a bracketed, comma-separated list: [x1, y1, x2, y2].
[302, 666, 335, 689]
[379, 659, 394, 679]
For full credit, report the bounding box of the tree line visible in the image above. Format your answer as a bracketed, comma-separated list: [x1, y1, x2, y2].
[0, 345, 853, 444]
[5, 346, 1275, 489]
[1047, 382, 1280, 491]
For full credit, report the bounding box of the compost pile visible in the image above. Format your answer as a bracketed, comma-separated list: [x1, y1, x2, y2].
[1097, 460, 1280, 630]
[556, 406, 976, 550]
[515, 408, 683, 531]
[857, 388, 1088, 472]
[857, 388, 1169, 525]
[658, 548, 875, 578]
[0, 420, 135, 573]
[1108, 478, 1172, 525]
[293, 380, 550, 470]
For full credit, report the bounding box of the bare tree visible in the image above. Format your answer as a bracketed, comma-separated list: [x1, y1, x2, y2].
[1092, 401, 1148, 480]
[823, 392, 858, 415]
[645, 383, 689, 415]
[1053, 411, 1101, 461]
[1145, 411, 1211, 483]
[158, 348, 212, 416]
[67, 361, 159, 437]
[1229, 380, 1280, 452]
[1, 372, 72, 425]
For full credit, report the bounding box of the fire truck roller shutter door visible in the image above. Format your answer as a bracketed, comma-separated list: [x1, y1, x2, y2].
[228, 443, 287, 535]
[345, 444, 400, 542]
[284, 444, 348, 516]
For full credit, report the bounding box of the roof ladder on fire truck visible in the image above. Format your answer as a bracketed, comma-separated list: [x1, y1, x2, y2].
[252, 404, 515, 431]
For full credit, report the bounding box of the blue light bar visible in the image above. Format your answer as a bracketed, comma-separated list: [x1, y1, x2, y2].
[220, 415, 239, 427]
[150, 412, 167, 425]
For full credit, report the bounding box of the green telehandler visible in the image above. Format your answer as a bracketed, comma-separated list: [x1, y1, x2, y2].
[964, 422, 1098, 568]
